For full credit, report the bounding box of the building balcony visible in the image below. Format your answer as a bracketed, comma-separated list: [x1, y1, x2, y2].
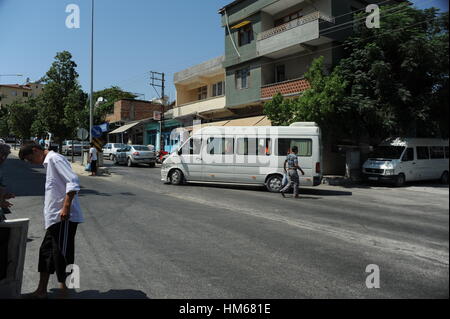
[172, 96, 227, 119]
[256, 11, 335, 58]
[261, 78, 310, 99]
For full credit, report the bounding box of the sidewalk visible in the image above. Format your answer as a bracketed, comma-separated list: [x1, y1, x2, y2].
[8, 147, 110, 177]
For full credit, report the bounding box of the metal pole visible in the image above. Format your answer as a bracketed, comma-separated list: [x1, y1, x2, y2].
[160, 73, 165, 152]
[89, 0, 94, 143]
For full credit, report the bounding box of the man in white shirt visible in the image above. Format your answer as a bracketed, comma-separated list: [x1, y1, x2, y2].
[89, 143, 98, 176]
[19, 141, 84, 299]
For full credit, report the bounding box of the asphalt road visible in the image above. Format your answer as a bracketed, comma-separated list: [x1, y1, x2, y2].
[3, 154, 449, 298]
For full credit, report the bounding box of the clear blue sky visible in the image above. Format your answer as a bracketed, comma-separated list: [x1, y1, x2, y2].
[0, 0, 448, 101]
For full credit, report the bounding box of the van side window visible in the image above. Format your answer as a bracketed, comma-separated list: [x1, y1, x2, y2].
[207, 138, 234, 155]
[277, 139, 312, 157]
[402, 148, 414, 161]
[181, 138, 202, 155]
[430, 146, 445, 159]
[237, 138, 271, 155]
[445, 146, 449, 158]
[416, 146, 430, 160]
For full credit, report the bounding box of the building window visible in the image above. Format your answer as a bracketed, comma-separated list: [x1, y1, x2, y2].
[12, 91, 17, 96]
[212, 81, 225, 97]
[23, 92, 29, 97]
[236, 67, 250, 90]
[238, 24, 253, 46]
[197, 86, 207, 100]
[275, 10, 303, 27]
[276, 65, 286, 83]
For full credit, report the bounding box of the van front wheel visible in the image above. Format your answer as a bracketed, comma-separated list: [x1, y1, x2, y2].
[266, 175, 283, 193]
[170, 169, 183, 185]
[395, 173, 406, 187]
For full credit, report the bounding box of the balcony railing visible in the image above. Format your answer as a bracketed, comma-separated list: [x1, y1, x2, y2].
[257, 11, 335, 41]
[261, 78, 311, 99]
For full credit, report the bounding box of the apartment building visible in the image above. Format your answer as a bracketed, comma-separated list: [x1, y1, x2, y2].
[218, 0, 402, 114]
[0, 82, 44, 109]
[173, 56, 231, 127]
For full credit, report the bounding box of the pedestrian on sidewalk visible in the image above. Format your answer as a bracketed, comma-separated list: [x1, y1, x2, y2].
[19, 141, 84, 299]
[280, 146, 305, 198]
[88, 143, 98, 176]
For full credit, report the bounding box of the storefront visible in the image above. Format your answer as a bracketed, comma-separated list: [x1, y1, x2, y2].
[144, 119, 181, 152]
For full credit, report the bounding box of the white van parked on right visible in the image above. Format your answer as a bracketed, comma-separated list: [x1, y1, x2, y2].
[362, 138, 449, 186]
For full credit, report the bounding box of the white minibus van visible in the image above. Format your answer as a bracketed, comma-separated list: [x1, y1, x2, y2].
[161, 122, 322, 192]
[362, 138, 449, 186]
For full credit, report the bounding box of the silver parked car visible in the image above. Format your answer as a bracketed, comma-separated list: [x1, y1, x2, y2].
[115, 145, 156, 167]
[62, 140, 82, 155]
[103, 143, 126, 160]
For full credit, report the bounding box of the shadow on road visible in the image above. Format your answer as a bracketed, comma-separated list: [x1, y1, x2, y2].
[78, 189, 112, 197]
[2, 158, 46, 197]
[48, 288, 150, 299]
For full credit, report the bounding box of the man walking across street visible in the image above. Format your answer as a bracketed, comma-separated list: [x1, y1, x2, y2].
[19, 142, 84, 299]
[280, 146, 305, 198]
[89, 142, 98, 176]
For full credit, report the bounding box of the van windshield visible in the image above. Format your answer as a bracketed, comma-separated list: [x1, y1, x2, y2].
[369, 146, 405, 160]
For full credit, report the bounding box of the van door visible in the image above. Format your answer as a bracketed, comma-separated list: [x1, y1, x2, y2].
[415, 146, 431, 180]
[399, 147, 415, 181]
[202, 137, 235, 182]
[234, 137, 272, 184]
[178, 137, 203, 181]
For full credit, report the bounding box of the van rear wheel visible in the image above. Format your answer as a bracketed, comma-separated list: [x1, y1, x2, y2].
[266, 175, 283, 193]
[440, 171, 449, 184]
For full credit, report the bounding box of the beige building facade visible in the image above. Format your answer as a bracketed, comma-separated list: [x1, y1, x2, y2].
[0, 82, 44, 109]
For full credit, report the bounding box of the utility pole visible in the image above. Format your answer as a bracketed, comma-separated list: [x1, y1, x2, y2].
[89, 0, 95, 143]
[150, 71, 165, 152]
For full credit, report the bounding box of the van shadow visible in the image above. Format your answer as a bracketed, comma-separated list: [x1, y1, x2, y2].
[185, 183, 352, 196]
[48, 288, 150, 299]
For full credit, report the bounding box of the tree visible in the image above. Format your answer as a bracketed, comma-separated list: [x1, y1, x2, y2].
[264, 57, 347, 139]
[0, 108, 10, 137]
[7, 99, 38, 140]
[34, 51, 86, 148]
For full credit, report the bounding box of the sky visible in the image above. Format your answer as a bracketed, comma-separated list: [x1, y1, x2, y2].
[0, 0, 448, 101]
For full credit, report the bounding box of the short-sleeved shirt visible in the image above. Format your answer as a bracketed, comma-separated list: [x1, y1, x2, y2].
[43, 151, 84, 229]
[89, 147, 98, 161]
[286, 153, 298, 169]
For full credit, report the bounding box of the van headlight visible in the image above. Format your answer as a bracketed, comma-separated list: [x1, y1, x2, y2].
[384, 169, 395, 175]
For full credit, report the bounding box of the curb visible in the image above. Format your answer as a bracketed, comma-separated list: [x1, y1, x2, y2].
[8, 147, 111, 177]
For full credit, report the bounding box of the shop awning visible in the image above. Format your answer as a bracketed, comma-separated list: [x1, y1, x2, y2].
[108, 122, 141, 134]
[231, 20, 251, 29]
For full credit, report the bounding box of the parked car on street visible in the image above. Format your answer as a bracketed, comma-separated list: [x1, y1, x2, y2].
[114, 145, 156, 167]
[362, 138, 449, 186]
[62, 140, 83, 155]
[103, 143, 126, 160]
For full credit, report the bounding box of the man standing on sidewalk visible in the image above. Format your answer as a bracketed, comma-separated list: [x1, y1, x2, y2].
[88, 142, 98, 176]
[280, 146, 305, 198]
[19, 141, 84, 299]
